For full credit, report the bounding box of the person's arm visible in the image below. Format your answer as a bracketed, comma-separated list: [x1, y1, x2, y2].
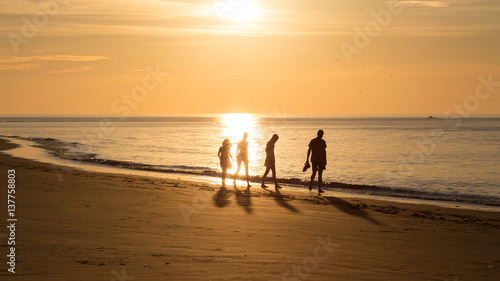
[307, 147, 311, 162]
[324, 141, 327, 165]
[229, 151, 233, 161]
[218, 147, 222, 159]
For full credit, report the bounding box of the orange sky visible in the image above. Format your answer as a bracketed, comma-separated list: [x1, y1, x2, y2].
[1, 0, 499, 116]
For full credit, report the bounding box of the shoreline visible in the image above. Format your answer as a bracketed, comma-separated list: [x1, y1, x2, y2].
[1, 137, 500, 280]
[2, 136, 500, 212]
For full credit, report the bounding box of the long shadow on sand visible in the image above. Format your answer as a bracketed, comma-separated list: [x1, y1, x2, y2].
[213, 186, 232, 208]
[234, 187, 253, 214]
[317, 196, 383, 226]
[263, 188, 299, 213]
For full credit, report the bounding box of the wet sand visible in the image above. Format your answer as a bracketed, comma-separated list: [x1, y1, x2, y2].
[0, 137, 499, 280]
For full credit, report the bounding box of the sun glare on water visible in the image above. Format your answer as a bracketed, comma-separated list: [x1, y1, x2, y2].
[221, 113, 260, 173]
[222, 113, 257, 138]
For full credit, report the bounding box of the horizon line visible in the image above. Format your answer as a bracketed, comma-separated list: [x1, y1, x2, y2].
[2, 113, 500, 118]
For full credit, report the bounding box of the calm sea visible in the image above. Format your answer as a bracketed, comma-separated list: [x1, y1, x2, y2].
[1, 115, 499, 206]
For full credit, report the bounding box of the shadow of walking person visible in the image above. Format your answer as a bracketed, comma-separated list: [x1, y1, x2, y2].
[264, 188, 299, 213]
[234, 187, 253, 214]
[213, 186, 232, 208]
[318, 196, 383, 226]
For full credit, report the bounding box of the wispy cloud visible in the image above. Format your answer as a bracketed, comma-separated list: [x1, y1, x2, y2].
[0, 63, 39, 70]
[218, 72, 251, 77]
[0, 55, 108, 71]
[2, 0, 497, 39]
[49, 66, 100, 74]
[399, 1, 450, 7]
[0, 55, 109, 64]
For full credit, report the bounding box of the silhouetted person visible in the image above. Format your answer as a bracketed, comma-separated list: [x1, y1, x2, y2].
[307, 130, 326, 194]
[218, 138, 233, 187]
[234, 132, 251, 188]
[262, 134, 281, 190]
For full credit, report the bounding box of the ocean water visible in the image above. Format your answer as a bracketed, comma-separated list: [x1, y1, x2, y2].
[1, 115, 499, 206]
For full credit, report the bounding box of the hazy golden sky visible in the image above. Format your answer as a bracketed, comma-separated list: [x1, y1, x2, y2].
[1, 0, 499, 115]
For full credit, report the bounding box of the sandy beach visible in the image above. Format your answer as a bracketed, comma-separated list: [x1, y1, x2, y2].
[0, 137, 499, 281]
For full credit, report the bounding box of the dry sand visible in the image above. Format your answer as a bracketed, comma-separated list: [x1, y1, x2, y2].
[0, 137, 499, 281]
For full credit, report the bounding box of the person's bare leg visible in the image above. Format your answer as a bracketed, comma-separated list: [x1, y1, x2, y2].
[309, 169, 316, 191]
[318, 169, 324, 193]
[233, 161, 241, 185]
[244, 161, 251, 187]
[222, 170, 226, 187]
[272, 166, 281, 189]
[262, 167, 270, 188]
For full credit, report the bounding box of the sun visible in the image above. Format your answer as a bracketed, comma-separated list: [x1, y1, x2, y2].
[216, 0, 260, 22]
